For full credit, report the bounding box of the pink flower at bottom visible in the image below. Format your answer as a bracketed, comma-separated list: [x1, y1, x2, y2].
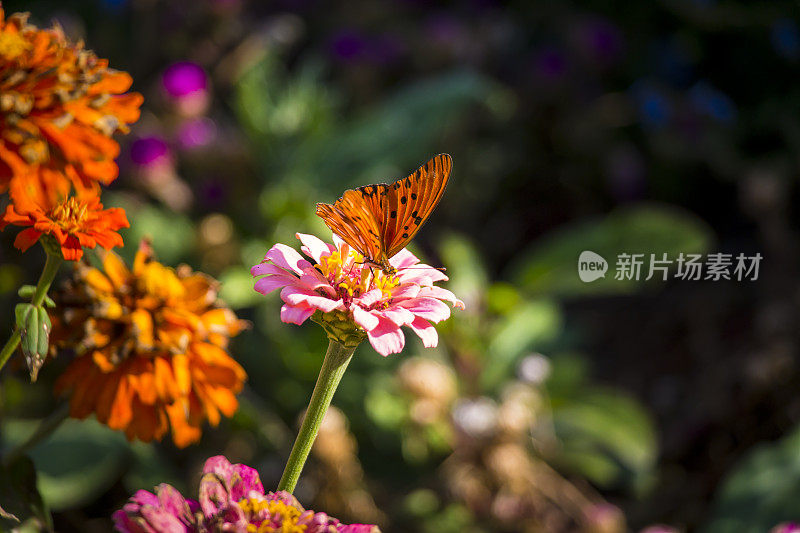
[251, 233, 464, 356]
[114, 455, 380, 532]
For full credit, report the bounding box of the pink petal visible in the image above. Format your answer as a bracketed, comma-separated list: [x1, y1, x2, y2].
[399, 297, 451, 323]
[390, 248, 419, 269]
[281, 303, 315, 325]
[280, 286, 343, 313]
[254, 275, 297, 295]
[388, 284, 421, 300]
[380, 306, 416, 327]
[408, 316, 438, 347]
[396, 265, 447, 285]
[297, 233, 335, 263]
[367, 315, 405, 356]
[339, 525, 381, 533]
[251, 262, 299, 278]
[264, 244, 312, 275]
[155, 484, 189, 519]
[139, 506, 186, 533]
[352, 305, 379, 331]
[418, 286, 465, 309]
[356, 288, 384, 308]
[229, 464, 264, 501]
[299, 269, 337, 296]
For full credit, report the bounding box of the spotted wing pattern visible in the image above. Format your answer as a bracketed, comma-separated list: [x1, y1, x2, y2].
[315, 153, 453, 265]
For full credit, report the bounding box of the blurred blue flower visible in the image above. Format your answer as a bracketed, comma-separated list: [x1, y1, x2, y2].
[688, 81, 736, 123]
[533, 47, 568, 81]
[630, 81, 672, 128]
[771, 18, 800, 60]
[652, 37, 695, 87]
[100, 0, 128, 11]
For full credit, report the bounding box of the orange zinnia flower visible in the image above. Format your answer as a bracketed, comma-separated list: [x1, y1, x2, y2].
[53, 242, 248, 447]
[0, 8, 142, 192]
[0, 171, 128, 260]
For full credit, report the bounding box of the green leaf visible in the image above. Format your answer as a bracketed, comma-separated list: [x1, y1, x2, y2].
[285, 70, 493, 192]
[122, 443, 185, 496]
[480, 300, 561, 390]
[219, 266, 264, 309]
[509, 204, 714, 297]
[0, 456, 52, 532]
[2, 418, 130, 511]
[703, 423, 800, 533]
[438, 234, 489, 312]
[551, 387, 658, 492]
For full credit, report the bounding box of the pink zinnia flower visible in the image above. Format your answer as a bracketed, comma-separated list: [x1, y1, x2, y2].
[113, 455, 380, 532]
[251, 233, 464, 356]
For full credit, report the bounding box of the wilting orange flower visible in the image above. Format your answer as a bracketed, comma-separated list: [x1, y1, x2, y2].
[53, 242, 248, 447]
[0, 8, 142, 192]
[0, 171, 128, 260]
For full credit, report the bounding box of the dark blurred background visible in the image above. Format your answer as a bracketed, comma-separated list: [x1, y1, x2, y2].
[2, 0, 800, 531]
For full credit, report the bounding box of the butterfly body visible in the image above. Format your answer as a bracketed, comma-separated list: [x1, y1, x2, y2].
[316, 154, 452, 273]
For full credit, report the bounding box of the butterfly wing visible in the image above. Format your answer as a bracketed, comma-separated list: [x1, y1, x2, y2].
[316, 188, 385, 262]
[316, 153, 452, 264]
[382, 153, 452, 258]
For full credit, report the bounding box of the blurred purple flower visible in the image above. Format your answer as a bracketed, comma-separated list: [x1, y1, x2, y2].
[329, 30, 404, 65]
[574, 17, 624, 65]
[533, 47, 568, 81]
[688, 81, 736, 123]
[771, 19, 800, 60]
[130, 136, 171, 168]
[177, 118, 218, 150]
[162, 62, 208, 98]
[330, 30, 369, 61]
[199, 179, 228, 208]
[426, 14, 466, 45]
[114, 455, 381, 532]
[606, 144, 646, 201]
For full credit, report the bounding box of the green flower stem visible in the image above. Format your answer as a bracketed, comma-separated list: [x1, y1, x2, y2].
[0, 251, 63, 373]
[277, 340, 357, 493]
[2, 403, 70, 467]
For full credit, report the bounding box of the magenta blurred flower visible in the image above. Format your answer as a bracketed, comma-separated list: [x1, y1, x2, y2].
[112, 483, 199, 532]
[130, 136, 171, 168]
[162, 62, 208, 98]
[114, 455, 380, 532]
[177, 117, 218, 149]
[251, 233, 464, 356]
[772, 524, 800, 533]
[162, 62, 210, 116]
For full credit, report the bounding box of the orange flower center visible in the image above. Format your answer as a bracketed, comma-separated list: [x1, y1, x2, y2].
[49, 196, 90, 232]
[0, 31, 29, 60]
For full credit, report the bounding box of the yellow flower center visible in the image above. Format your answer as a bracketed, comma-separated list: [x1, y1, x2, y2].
[238, 498, 307, 533]
[317, 247, 400, 303]
[50, 196, 90, 232]
[0, 31, 29, 60]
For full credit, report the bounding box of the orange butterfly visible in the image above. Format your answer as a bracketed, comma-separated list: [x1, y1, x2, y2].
[316, 153, 453, 273]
